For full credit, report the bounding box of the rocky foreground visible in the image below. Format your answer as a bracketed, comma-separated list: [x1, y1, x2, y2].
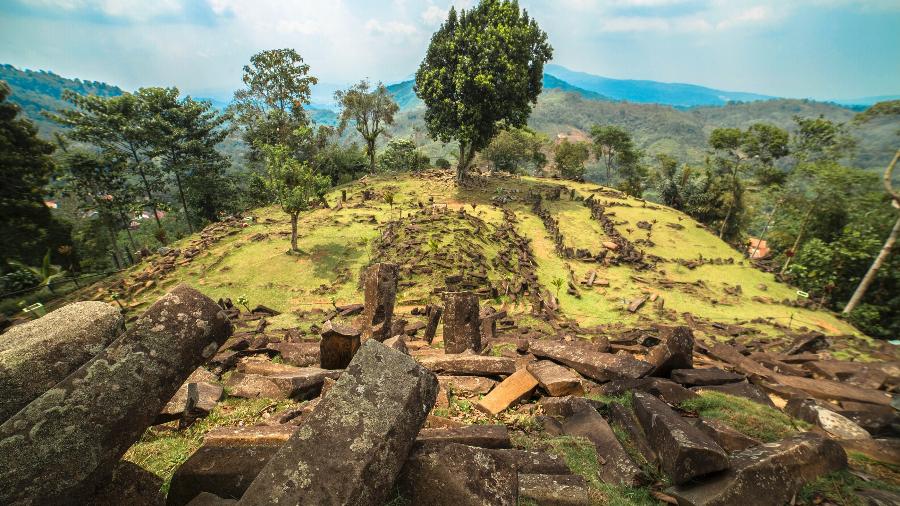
[0, 264, 897, 505]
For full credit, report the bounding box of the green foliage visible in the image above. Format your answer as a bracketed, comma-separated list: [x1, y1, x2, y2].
[553, 139, 590, 181]
[793, 115, 856, 164]
[8, 250, 68, 288]
[335, 80, 399, 172]
[434, 157, 451, 170]
[680, 391, 809, 442]
[590, 124, 640, 184]
[414, 0, 553, 181]
[313, 141, 368, 184]
[480, 127, 547, 174]
[378, 138, 429, 173]
[0, 267, 40, 293]
[798, 469, 900, 506]
[262, 143, 330, 251]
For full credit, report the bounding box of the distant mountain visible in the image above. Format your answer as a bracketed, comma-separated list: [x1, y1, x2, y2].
[544, 64, 774, 107]
[832, 95, 900, 108]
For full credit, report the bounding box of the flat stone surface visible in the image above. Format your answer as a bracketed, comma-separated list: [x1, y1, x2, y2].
[538, 395, 604, 418]
[692, 381, 776, 408]
[265, 342, 319, 367]
[601, 378, 699, 405]
[772, 373, 892, 406]
[561, 406, 644, 486]
[836, 402, 899, 436]
[398, 442, 517, 506]
[527, 360, 584, 397]
[706, 343, 774, 378]
[0, 284, 230, 504]
[417, 353, 516, 376]
[695, 418, 761, 453]
[839, 438, 900, 466]
[476, 369, 539, 415]
[647, 326, 694, 377]
[168, 444, 280, 506]
[437, 375, 497, 395]
[225, 367, 341, 401]
[238, 339, 438, 506]
[667, 433, 847, 506]
[319, 320, 360, 369]
[633, 391, 729, 484]
[671, 368, 745, 387]
[0, 300, 123, 422]
[204, 425, 299, 446]
[786, 399, 871, 440]
[492, 449, 571, 474]
[530, 340, 652, 382]
[416, 425, 511, 448]
[518, 474, 593, 506]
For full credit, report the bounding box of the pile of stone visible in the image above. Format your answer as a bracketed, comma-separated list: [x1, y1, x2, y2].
[584, 196, 651, 268]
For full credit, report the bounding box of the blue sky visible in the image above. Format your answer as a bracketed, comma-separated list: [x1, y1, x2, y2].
[1, 0, 898, 103]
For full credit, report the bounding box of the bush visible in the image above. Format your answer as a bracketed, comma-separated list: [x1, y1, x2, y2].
[377, 138, 429, 173]
[0, 268, 40, 294]
[435, 157, 451, 170]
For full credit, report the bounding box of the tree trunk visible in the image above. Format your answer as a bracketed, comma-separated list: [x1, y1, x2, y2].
[367, 139, 377, 173]
[105, 220, 122, 268]
[718, 200, 734, 239]
[749, 200, 781, 259]
[456, 142, 475, 184]
[174, 171, 194, 234]
[130, 149, 162, 231]
[120, 210, 138, 253]
[290, 213, 299, 252]
[781, 206, 814, 275]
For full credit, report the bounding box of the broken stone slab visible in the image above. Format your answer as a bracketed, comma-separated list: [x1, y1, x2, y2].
[168, 444, 281, 506]
[319, 320, 360, 369]
[671, 368, 745, 387]
[424, 305, 443, 344]
[783, 332, 828, 355]
[398, 442, 518, 506]
[561, 405, 645, 486]
[695, 418, 761, 453]
[204, 425, 299, 446]
[839, 438, 900, 466]
[600, 377, 699, 405]
[0, 300, 123, 422]
[236, 360, 306, 376]
[158, 368, 224, 424]
[530, 340, 653, 382]
[225, 367, 341, 401]
[706, 343, 774, 378]
[476, 369, 539, 415]
[606, 402, 658, 467]
[383, 335, 409, 354]
[238, 339, 438, 506]
[437, 375, 497, 395]
[417, 353, 516, 376]
[361, 263, 398, 342]
[633, 391, 729, 484]
[691, 381, 776, 408]
[416, 425, 511, 448]
[538, 395, 604, 418]
[493, 449, 571, 475]
[527, 360, 585, 397]
[770, 373, 893, 406]
[442, 291, 482, 354]
[518, 474, 592, 506]
[836, 401, 899, 436]
[647, 326, 694, 377]
[784, 398, 871, 440]
[666, 433, 848, 506]
[265, 342, 319, 367]
[0, 284, 231, 504]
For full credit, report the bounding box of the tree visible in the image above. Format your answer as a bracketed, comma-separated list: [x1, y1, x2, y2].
[792, 115, 856, 164]
[481, 127, 547, 174]
[590, 125, 638, 184]
[335, 80, 399, 173]
[377, 138, 429, 173]
[232, 49, 318, 158]
[415, 0, 552, 183]
[0, 82, 72, 267]
[617, 152, 648, 198]
[313, 141, 368, 185]
[262, 144, 330, 252]
[553, 140, 590, 181]
[654, 154, 683, 209]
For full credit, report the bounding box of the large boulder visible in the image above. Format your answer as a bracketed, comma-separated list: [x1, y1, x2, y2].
[530, 340, 652, 382]
[0, 284, 231, 504]
[238, 339, 438, 505]
[667, 433, 848, 506]
[0, 301, 123, 422]
[632, 392, 729, 484]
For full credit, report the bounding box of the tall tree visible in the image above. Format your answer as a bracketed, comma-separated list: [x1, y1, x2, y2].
[334, 80, 399, 173]
[232, 49, 318, 158]
[262, 143, 330, 252]
[792, 115, 856, 164]
[553, 139, 590, 181]
[590, 125, 637, 184]
[415, 0, 552, 183]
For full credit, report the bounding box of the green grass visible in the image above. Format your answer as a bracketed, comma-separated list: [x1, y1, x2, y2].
[798, 468, 900, 506]
[679, 391, 810, 442]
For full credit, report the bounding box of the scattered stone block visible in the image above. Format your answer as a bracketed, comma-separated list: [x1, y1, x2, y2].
[600, 378, 699, 405]
[204, 425, 298, 446]
[671, 368, 745, 387]
[606, 402, 658, 467]
[417, 353, 516, 376]
[383, 335, 409, 354]
[424, 306, 443, 344]
[238, 340, 438, 505]
[530, 340, 652, 382]
[0, 300, 123, 422]
[518, 474, 592, 506]
[527, 360, 585, 397]
[266, 342, 319, 367]
[646, 326, 693, 376]
[319, 320, 360, 369]
[437, 375, 497, 395]
[633, 391, 729, 484]
[476, 369, 539, 415]
[706, 343, 774, 378]
[692, 381, 776, 408]
[695, 418, 761, 452]
[225, 367, 341, 401]
[667, 433, 847, 506]
[158, 368, 224, 424]
[785, 398, 871, 440]
[771, 374, 892, 406]
[443, 291, 482, 354]
[561, 406, 644, 486]
[168, 444, 280, 506]
[416, 425, 511, 448]
[361, 263, 398, 342]
[92, 460, 165, 506]
[493, 449, 571, 474]
[0, 284, 231, 504]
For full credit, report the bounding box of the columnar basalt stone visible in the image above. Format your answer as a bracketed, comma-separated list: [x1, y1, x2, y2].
[530, 340, 653, 382]
[424, 305, 443, 344]
[527, 360, 585, 397]
[561, 406, 644, 486]
[632, 392, 729, 484]
[667, 433, 848, 506]
[647, 325, 694, 377]
[168, 444, 281, 506]
[319, 320, 361, 369]
[0, 284, 231, 505]
[361, 262, 398, 342]
[0, 300, 123, 422]
[443, 291, 482, 354]
[416, 425, 511, 448]
[238, 339, 438, 506]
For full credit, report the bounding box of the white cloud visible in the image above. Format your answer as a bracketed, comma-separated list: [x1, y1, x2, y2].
[365, 19, 419, 37]
[21, 0, 185, 21]
[715, 5, 772, 30]
[421, 5, 446, 25]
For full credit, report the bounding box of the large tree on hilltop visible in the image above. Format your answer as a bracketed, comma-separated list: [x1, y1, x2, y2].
[415, 0, 552, 183]
[335, 80, 399, 173]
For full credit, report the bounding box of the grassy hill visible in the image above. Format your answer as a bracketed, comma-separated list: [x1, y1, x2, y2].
[68, 171, 873, 357]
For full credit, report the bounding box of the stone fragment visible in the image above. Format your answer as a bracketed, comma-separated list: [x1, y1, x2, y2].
[783, 332, 827, 355]
[398, 443, 517, 506]
[361, 263, 398, 342]
[424, 305, 443, 344]
[671, 368, 745, 387]
[647, 326, 694, 376]
[437, 375, 497, 395]
[836, 401, 899, 436]
[476, 369, 539, 415]
[692, 381, 776, 408]
[633, 391, 729, 484]
[492, 449, 571, 475]
[319, 320, 360, 369]
[158, 374, 224, 424]
[238, 339, 438, 506]
[266, 342, 319, 367]
[225, 367, 341, 400]
[785, 399, 871, 440]
[606, 402, 658, 466]
[443, 291, 482, 354]
[527, 360, 584, 397]
[771, 373, 892, 406]
[538, 395, 603, 418]
[667, 433, 847, 506]
[561, 406, 644, 486]
[706, 343, 774, 378]
[168, 444, 280, 506]
[601, 377, 698, 405]
[0, 284, 230, 504]
[383, 335, 409, 354]
[416, 425, 511, 448]
[530, 340, 652, 382]
[518, 474, 592, 506]
[417, 353, 516, 376]
[0, 300, 123, 422]
[695, 418, 761, 452]
[204, 425, 298, 446]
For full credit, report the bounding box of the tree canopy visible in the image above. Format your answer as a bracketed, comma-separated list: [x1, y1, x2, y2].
[335, 80, 399, 173]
